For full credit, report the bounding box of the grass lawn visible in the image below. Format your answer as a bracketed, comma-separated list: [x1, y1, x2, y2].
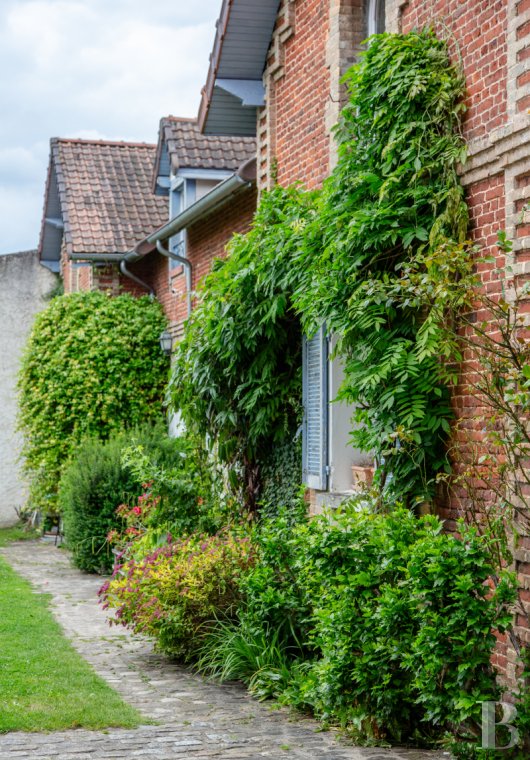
[0, 529, 144, 732]
[0, 524, 40, 547]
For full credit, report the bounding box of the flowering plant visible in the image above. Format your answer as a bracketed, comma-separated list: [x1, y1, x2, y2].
[106, 484, 161, 551]
[99, 531, 254, 660]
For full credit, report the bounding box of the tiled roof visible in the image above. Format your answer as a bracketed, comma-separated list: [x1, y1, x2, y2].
[48, 138, 167, 257]
[153, 117, 256, 184]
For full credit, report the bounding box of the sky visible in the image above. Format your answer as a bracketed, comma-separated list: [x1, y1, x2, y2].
[0, 0, 221, 255]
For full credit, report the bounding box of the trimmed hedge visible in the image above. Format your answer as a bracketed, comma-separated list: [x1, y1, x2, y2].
[18, 291, 168, 511]
[59, 425, 180, 574]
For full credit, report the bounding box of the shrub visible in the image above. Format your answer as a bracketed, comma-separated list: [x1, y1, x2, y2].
[59, 425, 180, 574]
[119, 434, 231, 541]
[294, 508, 515, 744]
[99, 532, 254, 661]
[18, 291, 168, 511]
[237, 503, 311, 655]
[198, 505, 516, 747]
[196, 504, 311, 700]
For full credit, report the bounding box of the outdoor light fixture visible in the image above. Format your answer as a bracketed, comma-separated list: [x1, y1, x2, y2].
[159, 329, 173, 356]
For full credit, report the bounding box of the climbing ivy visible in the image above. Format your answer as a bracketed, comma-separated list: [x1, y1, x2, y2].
[295, 30, 474, 504]
[18, 292, 168, 512]
[172, 30, 473, 510]
[170, 187, 316, 512]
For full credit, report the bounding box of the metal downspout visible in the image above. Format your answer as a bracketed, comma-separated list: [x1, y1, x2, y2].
[119, 260, 154, 296]
[156, 240, 192, 317]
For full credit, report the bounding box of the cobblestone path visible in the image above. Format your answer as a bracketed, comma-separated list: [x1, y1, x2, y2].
[0, 541, 447, 760]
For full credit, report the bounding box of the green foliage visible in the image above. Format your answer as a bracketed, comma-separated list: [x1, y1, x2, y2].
[119, 434, 229, 541]
[294, 31, 474, 504]
[59, 424, 179, 574]
[202, 505, 515, 746]
[18, 291, 168, 512]
[169, 187, 316, 511]
[99, 531, 254, 661]
[198, 503, 310, 700]
[257, 434, 303, 516]
[296, 509, 514, 743]
[197, 619, 298, 701]
[237, 503, 311, 656]
[171, 31, 472, 509]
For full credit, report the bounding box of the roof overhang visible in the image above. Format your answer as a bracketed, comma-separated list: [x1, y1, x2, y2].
[38, 155, 65, 269]
[71, 158, 257, 267]
[125, 157, 256, 262]
[198, 0, 280, 135]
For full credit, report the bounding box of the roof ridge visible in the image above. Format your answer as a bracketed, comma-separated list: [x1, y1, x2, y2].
[161, 115, 198, 124]
[51, 137, 156, 149]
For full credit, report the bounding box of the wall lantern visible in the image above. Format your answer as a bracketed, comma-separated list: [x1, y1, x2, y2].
[159, 329, 173, 356]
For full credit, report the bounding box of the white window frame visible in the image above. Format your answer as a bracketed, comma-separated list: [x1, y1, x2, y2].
[367, 0, 385, 36]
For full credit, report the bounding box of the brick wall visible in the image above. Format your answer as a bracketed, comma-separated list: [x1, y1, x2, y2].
[260, 0, 331, 189]
[391, 0, 529, 685]
[258, 0, 368, 189]
[258, 0, 529, 684]
[129, 188, 257, 337]
[397, 0, 508, 140]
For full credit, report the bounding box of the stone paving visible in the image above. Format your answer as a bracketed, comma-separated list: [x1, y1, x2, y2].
[0, 541, 448, 760]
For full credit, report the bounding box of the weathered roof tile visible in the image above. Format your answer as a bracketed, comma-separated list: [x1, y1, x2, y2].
[49, 138, 167, 257]
[152, 117, 256, 189]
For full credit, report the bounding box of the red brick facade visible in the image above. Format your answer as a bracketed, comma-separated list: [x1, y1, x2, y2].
[253, 0, 530, 685]
[400, 0, 508, 140]
[262, 0, 331, 189]
[130, 187, 257, 336]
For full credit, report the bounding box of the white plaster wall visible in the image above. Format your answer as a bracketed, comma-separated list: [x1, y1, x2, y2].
[0, 251, 57, 526]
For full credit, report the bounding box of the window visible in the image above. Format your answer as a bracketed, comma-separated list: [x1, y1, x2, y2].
[168, 179, 196, 270]
[367, 0, 385, 36]
[302, 327, 328, 491]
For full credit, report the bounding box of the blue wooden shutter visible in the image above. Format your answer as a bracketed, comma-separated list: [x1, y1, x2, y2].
[302, 327, 328, 490]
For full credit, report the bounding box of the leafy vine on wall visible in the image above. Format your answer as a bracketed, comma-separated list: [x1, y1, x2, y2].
[294, 30, 474, 505]
[172, 31, 474, 510]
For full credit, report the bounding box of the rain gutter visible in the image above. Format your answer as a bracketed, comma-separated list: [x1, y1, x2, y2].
[140, 156, 255, 249]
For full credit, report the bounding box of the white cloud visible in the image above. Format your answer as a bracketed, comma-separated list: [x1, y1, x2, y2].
[0, 184, 45, 253]
[0, 0, 221, 255]
[0, 146, 41, 182]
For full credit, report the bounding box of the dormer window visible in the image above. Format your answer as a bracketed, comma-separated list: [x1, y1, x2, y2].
[367, 0, 385, 36]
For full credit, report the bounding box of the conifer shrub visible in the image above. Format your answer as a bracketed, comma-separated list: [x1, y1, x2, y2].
[59, 425, 179, 574]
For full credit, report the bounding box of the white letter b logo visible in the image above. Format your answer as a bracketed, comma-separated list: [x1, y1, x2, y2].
[481, 701, 519, 750]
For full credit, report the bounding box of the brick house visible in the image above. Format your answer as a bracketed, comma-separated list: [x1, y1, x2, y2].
[39, 125, 256, 342]
[38, 138, 167, 293]
[197, 0, 530, 682]
[126, 117, 256, 342]
[35, 0, 530, 683]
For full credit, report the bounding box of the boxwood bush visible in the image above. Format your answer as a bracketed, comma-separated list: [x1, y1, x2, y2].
[59, 425, 179, 574]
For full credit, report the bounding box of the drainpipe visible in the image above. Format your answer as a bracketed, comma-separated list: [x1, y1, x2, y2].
[119, 260, 154, 296]
[156, 240, 193, 317]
